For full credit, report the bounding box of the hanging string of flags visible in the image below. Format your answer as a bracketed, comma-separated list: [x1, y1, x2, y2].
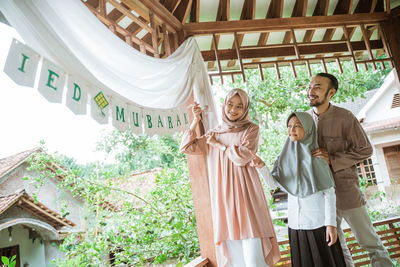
[3, 39, 190, 136]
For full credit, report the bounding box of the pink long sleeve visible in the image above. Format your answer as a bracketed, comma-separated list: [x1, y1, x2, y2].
[180, 129, 208, 155]
[225, 123, 259, 166]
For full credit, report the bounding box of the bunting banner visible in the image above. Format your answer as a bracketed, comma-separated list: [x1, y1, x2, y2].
[3, 39, 189, 136]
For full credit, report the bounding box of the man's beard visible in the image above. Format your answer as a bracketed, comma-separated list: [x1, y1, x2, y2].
[309, 90, 330, 107]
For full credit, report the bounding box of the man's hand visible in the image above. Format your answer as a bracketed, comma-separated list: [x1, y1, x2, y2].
[312, 148, 331, 165]
[250, 151, 266, 168]
[326, 226, 337, 246]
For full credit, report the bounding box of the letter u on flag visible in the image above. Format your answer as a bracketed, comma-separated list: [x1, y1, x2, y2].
[3, 39, 41, 87]
[128, 104, 143, 135]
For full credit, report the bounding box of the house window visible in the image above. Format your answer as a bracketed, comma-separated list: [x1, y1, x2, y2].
[383, 144, 400, 183]
[0, 245, 20, 267]
[357, 158, 377, 185]
[391, 93, 400, 109]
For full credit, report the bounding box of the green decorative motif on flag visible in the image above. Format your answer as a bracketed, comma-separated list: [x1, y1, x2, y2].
[94, 91, 109, 116]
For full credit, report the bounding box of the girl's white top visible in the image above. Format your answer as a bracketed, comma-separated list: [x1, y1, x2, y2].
[258, 165, 336, 230]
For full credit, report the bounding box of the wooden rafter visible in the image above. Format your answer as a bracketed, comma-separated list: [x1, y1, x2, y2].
[137, 0, 183, 32]
[189, 0, 200, 22]
[108, 0, 152, 32]
[360, 23, 376, 69]
[216, 0, 230, 21]
[183, 13, 389, 34]
[174, 0, 193, 23]
[226, 0, 254, 68]
[201, 39, 385, 61]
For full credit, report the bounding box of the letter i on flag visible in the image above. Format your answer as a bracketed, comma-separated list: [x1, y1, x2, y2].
[3, 39, 41, 87]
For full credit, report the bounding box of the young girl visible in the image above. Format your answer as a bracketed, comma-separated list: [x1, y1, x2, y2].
[180, 88, 280, 267]
[253, 112, 346, 267]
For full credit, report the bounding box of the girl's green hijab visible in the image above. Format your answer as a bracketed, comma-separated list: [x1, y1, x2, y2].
[271, 112, 335, 197]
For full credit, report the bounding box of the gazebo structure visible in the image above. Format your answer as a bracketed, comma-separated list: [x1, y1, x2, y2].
[81, 0, 400, 266]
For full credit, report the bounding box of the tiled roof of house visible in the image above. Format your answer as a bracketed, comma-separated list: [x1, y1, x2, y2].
[0, 189, 75, 229]
[0, 148, 40, 178]
[363, 117, 400, 133]
[334, 89, 378, 116]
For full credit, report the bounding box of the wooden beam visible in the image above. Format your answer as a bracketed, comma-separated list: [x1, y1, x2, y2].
[234, 32, 246, 82]
[201, 40, 384, 61]
[161, 23, 171, 56]
[184, 13, 389, 34]
[162, 0, 182, 13]
[189, 0, 200, 22]
[84, 2, 158, 54]
[360, 23, 376, 69]
[20, 198, 73, 227]
[382, 17, 400, 82]
[137, 0, 183, 32]
[267, 0, 284, 18]
[149, 12, 160, 57]
[174, 0, 193, 23]
[108, 0, 152, 32]
[184, 94, 217, 267]
[212, 34, 224, 84]
[342, 25, 359, 71]
[216, 0, 230, 21]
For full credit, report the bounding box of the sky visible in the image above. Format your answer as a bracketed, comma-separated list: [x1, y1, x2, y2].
[0, 23, 113, 163]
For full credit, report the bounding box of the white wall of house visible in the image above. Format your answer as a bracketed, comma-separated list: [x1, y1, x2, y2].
[359, 70, 400, 188]
[363, 88, 400, 124]
[0, 224, 46, 267]
[0, 163, 84, 231]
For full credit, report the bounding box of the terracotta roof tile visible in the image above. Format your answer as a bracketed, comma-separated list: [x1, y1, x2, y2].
[0, 148, 40, 178]
[363, 117, 400, 132]
[0, 190, 75, 229]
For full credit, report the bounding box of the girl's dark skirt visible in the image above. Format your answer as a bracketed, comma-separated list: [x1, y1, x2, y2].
[289, 226, 346, 267]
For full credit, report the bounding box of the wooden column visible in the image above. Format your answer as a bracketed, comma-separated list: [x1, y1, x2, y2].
[184, 95, 217, 267]
[382, 16, 400, 87]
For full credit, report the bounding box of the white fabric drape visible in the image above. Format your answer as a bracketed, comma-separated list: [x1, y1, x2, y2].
[0, 0, 218, 130]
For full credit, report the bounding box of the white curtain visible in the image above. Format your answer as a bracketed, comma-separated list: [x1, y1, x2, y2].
[0, 0, 218, 130]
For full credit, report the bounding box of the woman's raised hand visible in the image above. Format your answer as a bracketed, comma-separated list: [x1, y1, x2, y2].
[192, 102, 202, 122]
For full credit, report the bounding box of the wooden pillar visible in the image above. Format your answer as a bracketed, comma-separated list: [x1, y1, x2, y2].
[381, 16, 400, 88]
[184, 95, 217, 267]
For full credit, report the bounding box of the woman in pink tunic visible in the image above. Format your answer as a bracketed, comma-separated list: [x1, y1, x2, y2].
[180, 89, 280, 267]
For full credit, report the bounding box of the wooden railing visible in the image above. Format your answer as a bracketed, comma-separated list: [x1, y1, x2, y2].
[185, 216, 400, 267]
[275, 216, 400, 266]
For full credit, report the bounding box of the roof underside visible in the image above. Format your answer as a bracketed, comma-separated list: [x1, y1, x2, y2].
[84, 0, 400, 81]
